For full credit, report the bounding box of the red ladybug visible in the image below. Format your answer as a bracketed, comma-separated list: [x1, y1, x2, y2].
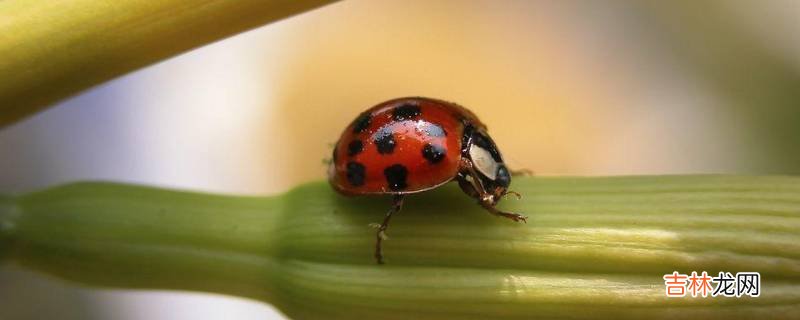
[329, 97, 526, 264]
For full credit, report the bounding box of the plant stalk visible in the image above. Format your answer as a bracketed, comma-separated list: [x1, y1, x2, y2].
[1, 176, 799, 319]
[0, 0, 338, 128]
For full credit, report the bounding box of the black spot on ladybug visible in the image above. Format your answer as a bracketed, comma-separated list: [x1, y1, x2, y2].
[347, 139, 363, 156]
[422, 143, 446, 164]
[421, 123, 446, 137]
[346, 161, 366, 186]
[374, 129, 396, 154]
[332, 143, 339, 163]
[352, 113, 371, 133]
[392, 103, 421, 121]
[384, 164, 408, 191]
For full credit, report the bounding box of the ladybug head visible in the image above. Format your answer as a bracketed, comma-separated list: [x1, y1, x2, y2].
[461, 126, 513, 205]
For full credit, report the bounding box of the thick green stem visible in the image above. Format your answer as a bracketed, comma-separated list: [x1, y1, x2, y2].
[3, 183, 283, 301]
[2, 176, 799, 319]
[0, 0, 337, 128]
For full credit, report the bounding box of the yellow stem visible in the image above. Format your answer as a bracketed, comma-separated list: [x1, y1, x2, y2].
[0, 0, 338, 127]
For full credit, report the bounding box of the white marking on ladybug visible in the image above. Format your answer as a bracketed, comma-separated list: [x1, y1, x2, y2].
[469, 145, 499, 180]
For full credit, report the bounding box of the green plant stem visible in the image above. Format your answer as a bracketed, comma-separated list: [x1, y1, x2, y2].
[0, 0, 337, 128]
[1, 176, 799, 319]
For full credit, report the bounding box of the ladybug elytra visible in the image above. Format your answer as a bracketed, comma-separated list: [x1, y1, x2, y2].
[329, 97, 526, 264]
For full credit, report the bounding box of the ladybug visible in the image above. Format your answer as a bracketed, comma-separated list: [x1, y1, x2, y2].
[329, 97, 526, 264]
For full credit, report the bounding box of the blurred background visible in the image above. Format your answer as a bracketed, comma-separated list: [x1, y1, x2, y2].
[1, 0, 799, 319]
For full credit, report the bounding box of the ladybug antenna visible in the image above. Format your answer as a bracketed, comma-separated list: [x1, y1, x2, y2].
[502, 190, 522, 200]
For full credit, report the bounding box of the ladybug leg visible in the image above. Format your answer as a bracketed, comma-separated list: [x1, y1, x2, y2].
[479, 200, 527, 223]
[374, 194, 404, 264]
[502, 190, 523, 200]
[458, 158, 489, 194]
[459, 159, 527, 223]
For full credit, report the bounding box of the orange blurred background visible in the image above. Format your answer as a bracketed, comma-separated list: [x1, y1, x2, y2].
[1, 1, 798, 319]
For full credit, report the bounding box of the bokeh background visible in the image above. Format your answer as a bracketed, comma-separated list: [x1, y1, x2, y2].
[1, 0, 799, 319]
